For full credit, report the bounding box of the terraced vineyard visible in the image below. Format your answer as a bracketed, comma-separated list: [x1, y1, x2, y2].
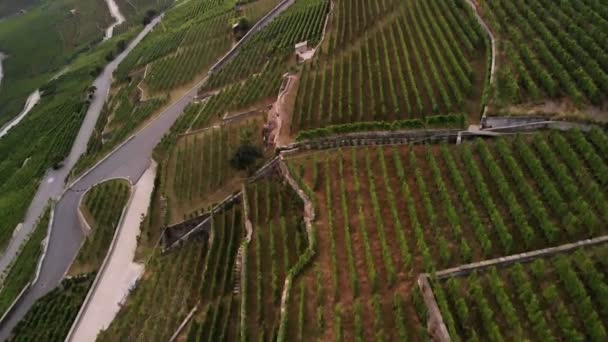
[164, 115, 265, 222]
[70, 179, 131, 275]
[434, 244, 608, 341]
[204, 0, 328, 91]
[9, 274, 95, 342]
[98, 203, 243, 341]
[240, 175, 308, 340]
[292, 0, 488, 134]
[481, 0, 608, 111]
[115, 0, 236, 91]
[7, 0, 608, 340]
[283, 129, 608, 340]
[74, 0, 305, 175]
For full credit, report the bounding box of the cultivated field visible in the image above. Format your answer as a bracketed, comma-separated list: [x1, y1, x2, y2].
[98, 203, 243, 341]
[434, 244, 608, 341]
[480, 0, 608, 116]
[283, 129, 608, 340]
[291, 0, 488, 134]
[70, 179, 131, 275]
[9, 273, 95, 341]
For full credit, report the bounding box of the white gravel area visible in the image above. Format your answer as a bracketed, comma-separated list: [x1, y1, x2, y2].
[68, 161, 157, 342]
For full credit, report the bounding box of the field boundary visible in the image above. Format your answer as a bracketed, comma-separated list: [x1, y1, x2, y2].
[432, 235, 608, 280]
[162, 192, 242, 252]
[276, 156, 317, 341]
[238, 184, 252, 340]
[464, 0, 496, 119]
[416, 235, 608, 341]
[168, 305, 198, 342]
[65, 180, 135, 342]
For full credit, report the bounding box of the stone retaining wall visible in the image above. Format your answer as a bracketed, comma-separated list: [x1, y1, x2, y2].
[161, 192, 242, 252]
[417, 236, 608, 341]
[434, 235, 608, 280]
[417, 275, 451, 342]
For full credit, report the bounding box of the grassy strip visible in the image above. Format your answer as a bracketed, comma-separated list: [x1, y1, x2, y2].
[0, 206, 51, 316]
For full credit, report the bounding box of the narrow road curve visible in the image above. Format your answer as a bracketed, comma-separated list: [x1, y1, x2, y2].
[0, 0, 296, 337]
[104, 0, 126, 40]
[0, 90, 41, 139]
[0, 16, 162, 339]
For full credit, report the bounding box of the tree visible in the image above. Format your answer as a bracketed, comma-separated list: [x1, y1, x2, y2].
[230, 126, 262, 171]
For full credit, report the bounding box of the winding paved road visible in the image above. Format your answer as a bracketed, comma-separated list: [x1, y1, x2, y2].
[0, 15, 163, 340]
[0, 0, 296, 337]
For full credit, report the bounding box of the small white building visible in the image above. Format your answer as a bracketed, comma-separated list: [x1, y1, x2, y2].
[295, 41, 308, 54]
[295, 41, 315, 63]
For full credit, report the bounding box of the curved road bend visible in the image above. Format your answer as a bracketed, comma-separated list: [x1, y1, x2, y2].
[0, 0, 296, 337]
[0, 71, 201, 340]
[0, 16, 163, 339]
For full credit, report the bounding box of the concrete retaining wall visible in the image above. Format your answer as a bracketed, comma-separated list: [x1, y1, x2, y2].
[434, 235, 608, 280]
[417, 275, 451, 342]
[161, 192, 242, 252]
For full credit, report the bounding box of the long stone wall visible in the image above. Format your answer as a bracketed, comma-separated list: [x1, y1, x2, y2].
[417, 236, 608, 341]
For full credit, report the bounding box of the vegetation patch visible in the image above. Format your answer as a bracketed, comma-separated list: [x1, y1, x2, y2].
[70, 179, 131, 275]
[9, 273, 95, 341]
[0, 207, 50, 318]
[433, 243, 608, 341]
[283, 129, 608, 340]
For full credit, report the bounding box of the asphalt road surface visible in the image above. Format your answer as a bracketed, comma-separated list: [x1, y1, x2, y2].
[0, 15, 164, 339]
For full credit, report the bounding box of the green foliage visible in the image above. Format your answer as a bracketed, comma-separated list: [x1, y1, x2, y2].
[73, 179, 130, 274]
[0, 206, 50, 317]
[11, 273, 95, 341]
[230, 144, 263, 171]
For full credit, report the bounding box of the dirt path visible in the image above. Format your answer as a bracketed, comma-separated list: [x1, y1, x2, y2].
[267, 74, 299, 147]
